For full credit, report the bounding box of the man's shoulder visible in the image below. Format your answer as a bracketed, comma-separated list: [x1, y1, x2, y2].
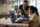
[19, 5, 22, 9]
[20, 5, 22, 7]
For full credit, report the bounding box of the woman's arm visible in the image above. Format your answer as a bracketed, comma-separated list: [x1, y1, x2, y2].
[23, 19, 29, 21]
[24, 13, 38, 24]
[24, 20, 33, 24]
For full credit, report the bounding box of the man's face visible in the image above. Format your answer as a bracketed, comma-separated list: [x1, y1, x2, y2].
[23, 2, 27, 7]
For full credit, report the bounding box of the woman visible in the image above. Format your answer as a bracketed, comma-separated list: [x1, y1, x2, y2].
[34, 7, 39, 16]
[24, 6, 39, 27]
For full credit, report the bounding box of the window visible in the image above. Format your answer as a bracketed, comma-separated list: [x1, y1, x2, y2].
[30, 0, 36, 7]
[37, 0, 40, 14]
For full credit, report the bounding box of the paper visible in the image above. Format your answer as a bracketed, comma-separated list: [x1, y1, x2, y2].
[15, 18, 23, 22]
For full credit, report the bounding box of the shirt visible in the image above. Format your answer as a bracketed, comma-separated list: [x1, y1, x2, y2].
[19, 5, 29, 16]
[29, 13, 39, 27]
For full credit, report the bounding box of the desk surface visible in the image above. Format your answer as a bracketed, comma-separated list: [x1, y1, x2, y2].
[0, 18, 29, 26]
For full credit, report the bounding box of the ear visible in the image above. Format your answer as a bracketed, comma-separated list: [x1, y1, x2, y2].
[34, 11, 36, 13]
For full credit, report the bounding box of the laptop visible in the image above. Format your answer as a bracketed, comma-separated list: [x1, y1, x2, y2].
[10, 12, 22, 23]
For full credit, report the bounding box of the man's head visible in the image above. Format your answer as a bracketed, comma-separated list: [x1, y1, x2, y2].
[23, 1, 28, 7]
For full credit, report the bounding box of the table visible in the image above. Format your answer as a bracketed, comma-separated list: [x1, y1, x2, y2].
[0, 18, 29, 27]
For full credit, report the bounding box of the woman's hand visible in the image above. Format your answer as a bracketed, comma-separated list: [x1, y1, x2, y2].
[17, 19, 22, 22]
[24, 21, 29, 24]
[23, 19, 29, 21]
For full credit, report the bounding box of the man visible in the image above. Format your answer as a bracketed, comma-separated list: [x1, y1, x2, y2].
[16, 1, 29, 19]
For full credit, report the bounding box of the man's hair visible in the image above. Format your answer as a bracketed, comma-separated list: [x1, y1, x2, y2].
[23, 1, 28, 4]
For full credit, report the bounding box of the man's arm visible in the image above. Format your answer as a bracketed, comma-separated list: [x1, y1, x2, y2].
[24, 9, 29, 15]
[16, 9, 20, 19]
[22, 6, 29, 15]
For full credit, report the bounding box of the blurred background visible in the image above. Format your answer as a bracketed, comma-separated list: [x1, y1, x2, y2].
[0, 0, 40, 24]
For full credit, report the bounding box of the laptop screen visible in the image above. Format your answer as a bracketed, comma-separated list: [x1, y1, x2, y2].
[11, 12, 15, 18]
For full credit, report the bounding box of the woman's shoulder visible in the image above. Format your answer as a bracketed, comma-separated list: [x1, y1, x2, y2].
[33, 13, 39, 18]
[30, 13, 39, 18]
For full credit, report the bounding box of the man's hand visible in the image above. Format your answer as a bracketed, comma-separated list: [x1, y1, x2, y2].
[16, 15, 17, 19]
[16, 17, 17, 19]
[22, 7, 25, 10]
[22, 5, 25, 10]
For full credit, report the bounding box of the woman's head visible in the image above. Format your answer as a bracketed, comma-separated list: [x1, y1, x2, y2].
[34, 7, 39, 16]
[29, 6, 39, 16]
[29, 6, 35, 13]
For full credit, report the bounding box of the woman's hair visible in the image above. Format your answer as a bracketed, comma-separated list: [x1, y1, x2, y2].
[30, 6, 35, 13]
[34, 7, 39, 16]
[30, 6, 39, 16]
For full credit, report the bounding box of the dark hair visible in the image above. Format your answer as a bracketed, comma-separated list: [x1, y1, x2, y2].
[34, 7, 39, 16]
[23, 0, 28, 4]
[30, 6, 39, 16]
[30, 6, 35, 13]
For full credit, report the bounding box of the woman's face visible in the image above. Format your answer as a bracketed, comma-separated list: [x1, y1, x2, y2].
[28, 8, 30, 13]
[29, 8, 33, 14]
